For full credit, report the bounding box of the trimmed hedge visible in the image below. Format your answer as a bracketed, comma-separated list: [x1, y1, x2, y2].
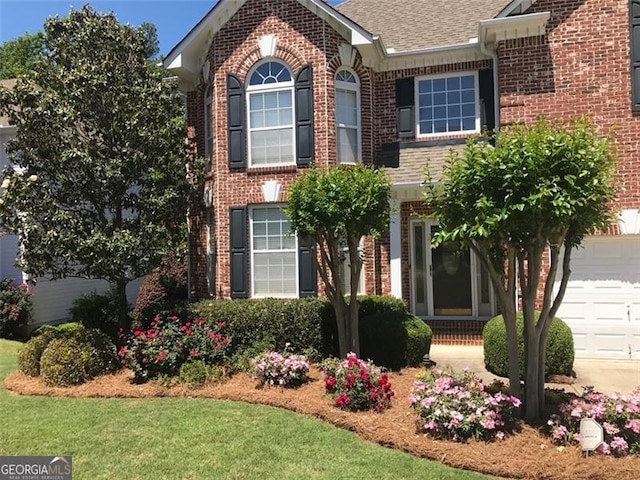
[191, 296, 424, 368]
[483, 313, 575, 379]
[360, 311, 432, 369]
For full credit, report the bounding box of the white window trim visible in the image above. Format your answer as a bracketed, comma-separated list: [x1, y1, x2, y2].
[204, 85, 213, 162]
[246, 59, 296, 168]
[249, 204, 299, 298]
[335, 68, 361, 164]
[414, 71, 481, 139]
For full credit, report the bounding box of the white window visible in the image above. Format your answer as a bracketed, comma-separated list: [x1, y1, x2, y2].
[250, 206, 298, 297]
[339, 238, 364, 296]
[335, 69, 361, 163]
[204, 85, 213, 168]
[416, 72, 479, 137]
[247, 61, 295, 167]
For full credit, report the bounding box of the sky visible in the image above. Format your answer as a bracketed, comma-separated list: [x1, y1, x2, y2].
[0, 0, 343, 57]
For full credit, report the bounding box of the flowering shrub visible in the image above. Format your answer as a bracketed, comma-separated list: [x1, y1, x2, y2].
[410, 368, 521, 442]
[251, 343, 310, 387]
[0, 278, 32, 337]
[322, 353, 394, 412]
[548, 386, 640, 456]
[119, 314, 230, 382]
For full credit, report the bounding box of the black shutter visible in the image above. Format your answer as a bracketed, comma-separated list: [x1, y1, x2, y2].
[295, 65, 314, 166]
[298, 237, 317, 298]
[632, 1, 640, 111]
[396, 77, 415, 138]
[230, 207, 248, 298]
[227, 74, 246, 169]
[478, 69, 496, 132]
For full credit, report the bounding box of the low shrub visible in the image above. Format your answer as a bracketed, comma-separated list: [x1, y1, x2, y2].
[360, 311, 432, 369]
[18, 334, 53, 377]
[483, 313, 574, 379]
[191, 298, 328, 357]
[134, 257, 188, 327]
[0, 279, 32, 338]
[179, 361, 224, 389]
[119, 314, 230, 382]
[70, 291, 121, 341]
[322, 353, 394, 412]
[39, 330, 120, 387]
[548, 387, 640, 456]
[357, 295, 408, 318]
[410, 368, 521, 442]
[251, 345, 310, 387]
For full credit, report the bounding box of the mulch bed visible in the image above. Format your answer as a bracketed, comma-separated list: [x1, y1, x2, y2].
[4, 366, 639, 480]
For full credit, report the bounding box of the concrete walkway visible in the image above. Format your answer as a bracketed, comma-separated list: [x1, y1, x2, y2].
[429, 344, 640, 395]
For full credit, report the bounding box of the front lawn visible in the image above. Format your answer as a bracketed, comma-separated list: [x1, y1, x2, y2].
[0, 340, 490, 479]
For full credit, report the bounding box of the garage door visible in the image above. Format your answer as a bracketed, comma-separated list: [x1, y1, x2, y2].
[554, 236, 640, 359]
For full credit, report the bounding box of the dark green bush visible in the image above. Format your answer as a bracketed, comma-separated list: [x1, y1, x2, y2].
[357, 295, 408, 318]
[23, 323, 120, 385]
[483, 313, 574, 379]
[191, 298, 329, 357]
[359, 311, 432, 369]
[70, 291, 122, 341]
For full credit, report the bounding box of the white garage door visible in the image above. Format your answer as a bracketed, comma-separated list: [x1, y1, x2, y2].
[555, 236, 640, 359]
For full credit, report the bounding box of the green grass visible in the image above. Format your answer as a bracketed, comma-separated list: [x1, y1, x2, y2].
[0, 339, 491, 479]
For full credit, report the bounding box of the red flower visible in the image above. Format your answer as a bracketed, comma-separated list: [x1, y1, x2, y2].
[118, 347, 127, 356]
[325, 376, 336, 391]
[336, 393, 352, 408]
[133, 330, 144, 337]
[189, 349, 199, 357]
[156, 350, 168, 362]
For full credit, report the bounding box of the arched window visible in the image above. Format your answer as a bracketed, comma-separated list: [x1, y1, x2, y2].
[335, 69, 361, 163]
[247, 60, 295, 166]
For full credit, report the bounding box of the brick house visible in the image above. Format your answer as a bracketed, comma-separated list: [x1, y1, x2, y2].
[165, 0, 640, 359]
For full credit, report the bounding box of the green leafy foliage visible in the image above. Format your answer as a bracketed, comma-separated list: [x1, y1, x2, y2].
[179, 360, 224, 389]
[286, 164, 391, 357]
[483, 313, 574, 379]
[0, 7, 192, 325]
[0, 32, 45, 79]
[17, 333, 52, 376]
[70, 290, 124, 341]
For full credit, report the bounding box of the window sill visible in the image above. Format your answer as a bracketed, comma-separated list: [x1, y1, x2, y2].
[247, 164, 299, 175]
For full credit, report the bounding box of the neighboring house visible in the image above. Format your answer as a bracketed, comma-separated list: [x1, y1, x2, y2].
[165, 0, 640, 359]
[0, 78, 141, 332]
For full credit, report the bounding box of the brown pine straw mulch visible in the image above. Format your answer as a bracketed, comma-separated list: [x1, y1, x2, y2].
[5, 366, 640, 480]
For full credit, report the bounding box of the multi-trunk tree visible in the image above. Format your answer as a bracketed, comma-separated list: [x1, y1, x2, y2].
[0, 6, 191, 326]
[425, 118, 617, 420]
[287, 164, 391, 357]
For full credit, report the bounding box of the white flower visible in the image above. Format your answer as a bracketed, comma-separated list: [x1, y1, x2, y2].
[1, 179, 10, 190]
[27, 175, 38, 183]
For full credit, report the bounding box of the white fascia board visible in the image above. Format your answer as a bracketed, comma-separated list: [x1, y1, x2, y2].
[479, 11, 550, 44]
[297, 0, 373, 45]
[378, 43, 487, 72]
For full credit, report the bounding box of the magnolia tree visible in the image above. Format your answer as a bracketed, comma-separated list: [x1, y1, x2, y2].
[425, 118, 617, 420]
[286, 165, 391, 357]
[0, 7, 191, 326]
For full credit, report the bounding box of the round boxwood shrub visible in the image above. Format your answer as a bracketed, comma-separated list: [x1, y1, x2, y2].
[359, 311, 432, 369]
[483, 313, 574, 379]
[18, 333, 55, 377]
[38, 328, 121, 386]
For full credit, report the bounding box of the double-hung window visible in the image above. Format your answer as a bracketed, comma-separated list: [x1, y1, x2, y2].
[250, 206, 298, 297]
[247, 61, 295, 166]
[416, 72, 479, 137]
[335, 69, 360, 163]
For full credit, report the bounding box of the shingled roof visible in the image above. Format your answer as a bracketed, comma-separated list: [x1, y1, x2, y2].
[0, 79, 17, 128]
[335, 0, 512, 52]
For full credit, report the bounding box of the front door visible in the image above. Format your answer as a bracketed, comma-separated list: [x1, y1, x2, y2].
[410, 220, 494, 318]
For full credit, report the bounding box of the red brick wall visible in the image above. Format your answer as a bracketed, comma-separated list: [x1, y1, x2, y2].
[499, 0, 640, 210]
[187, 0, 376, 298]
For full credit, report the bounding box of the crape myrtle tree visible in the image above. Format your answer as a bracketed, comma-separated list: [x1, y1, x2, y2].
[425, 118, 617, 420]
[286, 165, 391, 357]
[0, 6, 192, 327]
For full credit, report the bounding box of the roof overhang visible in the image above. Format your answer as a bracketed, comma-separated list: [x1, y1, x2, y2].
[479, 11, 550, 46]
[378, 41, 487, 72]
[163, 0, 375, 90]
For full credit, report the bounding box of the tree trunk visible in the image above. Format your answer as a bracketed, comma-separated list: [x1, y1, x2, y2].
[114, 277, 130, 330]
[347, 294, 360, 356]
[334, 296, 350, 358]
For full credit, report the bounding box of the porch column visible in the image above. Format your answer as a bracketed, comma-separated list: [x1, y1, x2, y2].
[389, 199, 402, 298]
